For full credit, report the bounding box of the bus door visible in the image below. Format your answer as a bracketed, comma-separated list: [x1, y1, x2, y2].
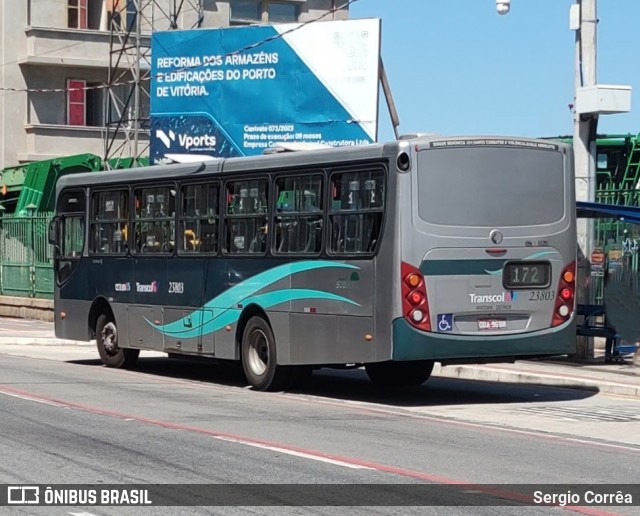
[129, 186, 174, 351]
[49, 189, 88, 341]
[161, 257, 213, 356]
[50, 189, 86, 290]
[161, 182, 220, 356]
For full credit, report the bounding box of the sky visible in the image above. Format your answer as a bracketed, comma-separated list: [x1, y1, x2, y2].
[349, 0, 638, 143]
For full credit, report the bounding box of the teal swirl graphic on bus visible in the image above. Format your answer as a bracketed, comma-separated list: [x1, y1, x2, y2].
[148, 261, 361, 339]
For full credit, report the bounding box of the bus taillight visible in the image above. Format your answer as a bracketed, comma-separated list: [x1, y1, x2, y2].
[552, 261, 576, 327]
[402, 262, 431, 331]
[408, 291, 424, 306]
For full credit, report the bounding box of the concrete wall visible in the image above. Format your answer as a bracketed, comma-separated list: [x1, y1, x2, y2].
[201, 0, 348, 27]
[27, 67, 110, 126]
[29, 0, 68, 28]
[202, 0, 349, 27]
[1, 1, 29, 169]
[301, 0, 349, 22]
[0, 296, 54, 322]
[23, 125, 150, 163]
[23, 27, 124, 68]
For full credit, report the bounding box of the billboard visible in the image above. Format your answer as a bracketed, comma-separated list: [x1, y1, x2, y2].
[150, 18, 380, 163]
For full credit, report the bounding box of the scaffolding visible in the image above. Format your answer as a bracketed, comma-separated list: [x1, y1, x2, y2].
[104, 0, 204, 169]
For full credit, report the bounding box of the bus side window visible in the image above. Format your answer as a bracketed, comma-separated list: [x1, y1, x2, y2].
[134, 186, 176, 254]
[62, 216, 85, 258]
[273, 174, 323, 255]
[179, 182, 219, 254]
[90, 190, 128, 255]
[329, 169, 385, 255]
[224, 179, 268, 255]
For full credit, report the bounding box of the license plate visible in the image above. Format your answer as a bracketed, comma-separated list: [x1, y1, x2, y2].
[478, 319, 507, 330]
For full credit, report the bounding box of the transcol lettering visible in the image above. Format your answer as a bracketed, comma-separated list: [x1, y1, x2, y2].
[136, 281, 158, 293]
[469, 292, 518, 304]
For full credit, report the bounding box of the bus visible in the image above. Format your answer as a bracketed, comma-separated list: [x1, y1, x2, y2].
[49, 135, 577, 391]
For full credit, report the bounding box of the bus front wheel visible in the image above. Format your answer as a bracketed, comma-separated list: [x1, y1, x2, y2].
[96, 314, 139, 368]
[241, 316, 291, 391]
[365, 360, 434, 387]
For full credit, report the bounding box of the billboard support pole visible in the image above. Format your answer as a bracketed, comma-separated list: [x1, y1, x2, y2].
[379, 58, 400, 140]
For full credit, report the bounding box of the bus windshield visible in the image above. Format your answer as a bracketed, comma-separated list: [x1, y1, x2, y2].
[417, 147, 565, 227]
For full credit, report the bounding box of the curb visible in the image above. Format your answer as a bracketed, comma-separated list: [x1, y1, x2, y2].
[433, 364, 640, 398]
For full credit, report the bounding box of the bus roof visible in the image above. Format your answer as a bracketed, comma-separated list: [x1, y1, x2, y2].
[56, 142, 390, 191]
[55, 134, 570, 192]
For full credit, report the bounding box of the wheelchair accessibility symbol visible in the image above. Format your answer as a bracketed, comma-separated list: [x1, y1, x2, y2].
[438, 313, 453, 332]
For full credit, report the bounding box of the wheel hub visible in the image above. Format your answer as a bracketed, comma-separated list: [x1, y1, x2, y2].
[247, 329, 269, 376]
[101, 322, 119, 356]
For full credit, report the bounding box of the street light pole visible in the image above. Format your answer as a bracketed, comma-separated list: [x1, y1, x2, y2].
[574, 0, 598, 259]
[499, 0, 630, 359]
[573, 0, 598, 358]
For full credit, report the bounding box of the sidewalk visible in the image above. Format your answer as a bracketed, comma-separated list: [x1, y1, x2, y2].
[1, 317, 638, 397]
[434, 354, 640, 398]
[0, 317, 90, 346]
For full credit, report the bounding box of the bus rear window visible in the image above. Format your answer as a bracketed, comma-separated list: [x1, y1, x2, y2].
[417, 147, 565, 227]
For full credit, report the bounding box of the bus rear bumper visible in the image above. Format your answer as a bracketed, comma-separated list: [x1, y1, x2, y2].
[391, 318, 577, 362]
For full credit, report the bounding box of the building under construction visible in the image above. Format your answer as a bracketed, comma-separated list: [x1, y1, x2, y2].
[0, 0, 348, 170]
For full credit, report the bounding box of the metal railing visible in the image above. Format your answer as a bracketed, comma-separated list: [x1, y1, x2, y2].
[0, 212, 54, 299]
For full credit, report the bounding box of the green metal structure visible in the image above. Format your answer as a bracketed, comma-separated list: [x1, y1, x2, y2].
[588, 134, 640, 245]
[0, 153, 149, 298]
[0, 154, 150, 216]
[0, 154, 102, 215]
[0, 213, 53, 298]
[106, 156, 149, 170]
[556, 133, 640, 303]
[555, 133, 640, 203]
[15, 154, 103, 216]
[593, 133, 640, 303]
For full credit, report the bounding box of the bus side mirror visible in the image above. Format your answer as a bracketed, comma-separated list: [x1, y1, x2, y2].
[48, 217, 60, 247]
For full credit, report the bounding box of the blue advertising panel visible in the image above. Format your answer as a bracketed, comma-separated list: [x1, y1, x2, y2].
[150, 19, 380, 163]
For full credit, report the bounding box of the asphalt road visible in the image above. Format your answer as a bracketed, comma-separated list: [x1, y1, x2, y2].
[1, 352, 639, 515]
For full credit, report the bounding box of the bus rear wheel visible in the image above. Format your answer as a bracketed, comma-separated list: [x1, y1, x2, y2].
[96, 314, 139, 368]
[241, 316, 292, 391]
[365, 360, 434, 387]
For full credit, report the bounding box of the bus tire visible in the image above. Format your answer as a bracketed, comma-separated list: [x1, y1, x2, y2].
[365, 360, 434, 387]
[241, 316, 291, 391]
[96, 314, 139, 369]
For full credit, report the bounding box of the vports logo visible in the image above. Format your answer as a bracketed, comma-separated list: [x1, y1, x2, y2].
[469, 291, 518, 304]
[155, 129, 216, 150]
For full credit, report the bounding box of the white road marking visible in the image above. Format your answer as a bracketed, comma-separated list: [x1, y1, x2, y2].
[0, 387, 373, 471]
[0, 391, 68, 408]
[214, 435, 373, 470]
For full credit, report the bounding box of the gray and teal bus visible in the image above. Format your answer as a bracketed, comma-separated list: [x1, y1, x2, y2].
[49, 135, 577, 391]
